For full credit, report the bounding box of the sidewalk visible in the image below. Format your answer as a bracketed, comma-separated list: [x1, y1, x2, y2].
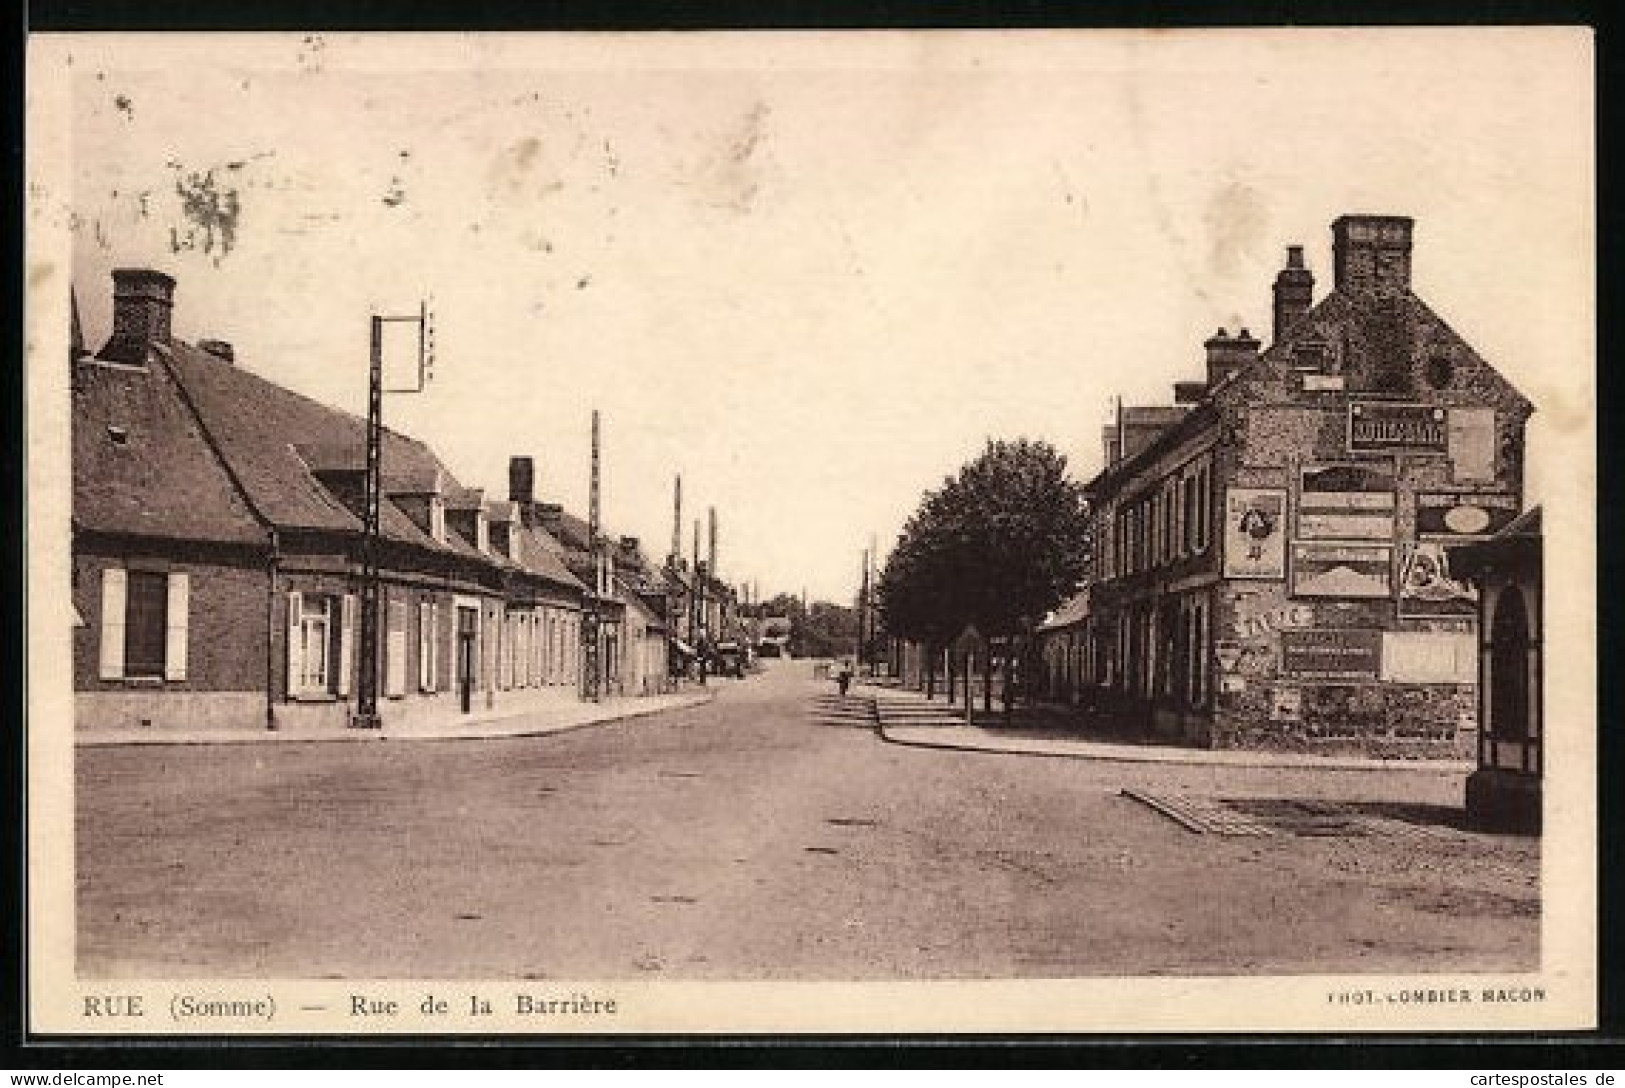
[861, 682, 1472, 773]
[76, 688, 718, 748]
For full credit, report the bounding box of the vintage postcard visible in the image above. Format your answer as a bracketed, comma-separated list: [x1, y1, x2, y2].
[25, 28, 1595, 1035]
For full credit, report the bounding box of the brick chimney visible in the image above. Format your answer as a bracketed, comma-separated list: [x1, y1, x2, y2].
[1331, 214, 1414, 297]
[97, 268, 175, 366]
[1204, 327, 1261, 388]
[509, 455, 536, 508]
[1272, 245, 1315, 342]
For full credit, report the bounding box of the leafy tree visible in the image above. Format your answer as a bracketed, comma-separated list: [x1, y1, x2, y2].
[879, 438, 1090, 701]
[794, 601, 859, 659]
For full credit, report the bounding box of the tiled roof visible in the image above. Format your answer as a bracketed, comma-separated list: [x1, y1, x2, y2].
[163, 340, 456, 536]
[514, 522, 587, 592]
[72, 357, 266, 545]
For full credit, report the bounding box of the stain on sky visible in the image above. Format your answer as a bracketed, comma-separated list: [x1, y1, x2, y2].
[113, 94, 134, 120]
[1203, 180, 1269, 278]
[702, 101, 771, 214]
[169, 167, 243, 262]
[296, 34, 326, 75]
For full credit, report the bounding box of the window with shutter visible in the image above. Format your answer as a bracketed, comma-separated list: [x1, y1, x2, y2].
[386, 599, 408, 697]
[294, 594, 332, 695]
[338, 594, 356, 697]
[419, 600, 438, 693]
[286, 590, 303, 696]
[125, 570, 168, 678]
[164, 572, 189, 681]
[99, 568, 127, 680]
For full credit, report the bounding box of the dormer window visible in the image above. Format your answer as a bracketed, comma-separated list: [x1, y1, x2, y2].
[1424, 354, 1456, 390]
[1292, 341, 1330, 371]
[429, 497, 447, 543]
[107, 425, 129, 446]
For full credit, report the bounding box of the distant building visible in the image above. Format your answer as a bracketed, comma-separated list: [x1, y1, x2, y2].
[755, 615, 793, 657]
[1068, 215, 1532, 754]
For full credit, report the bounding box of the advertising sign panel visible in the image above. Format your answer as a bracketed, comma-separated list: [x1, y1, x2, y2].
[1290, 542, 1393, 598]
[1414, 491, 1521, 539]
[1447, 407, 1497, 482]
[1280, 628, 1383, 680]
[1397, 540, 1477, 617]
[1348, 402, 1448, 453]
[1223, 488, 1287, 580]
[1297, 462, 1396, 540]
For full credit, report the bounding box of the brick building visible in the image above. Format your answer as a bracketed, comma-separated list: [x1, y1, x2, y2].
[1065, 214, 1532, 754]
[71, 267, 674, 735]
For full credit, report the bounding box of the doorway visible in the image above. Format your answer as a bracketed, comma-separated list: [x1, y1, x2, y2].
[456, 605, 478, 714]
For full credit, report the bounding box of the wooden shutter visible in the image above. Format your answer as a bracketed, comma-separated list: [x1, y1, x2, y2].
[338, 594, 356, 696]
[422, 600, 435, 695]
[386, 600, 407, 698]
[163, 572, 190, 681]
[98, 568, 127, 680]
[286, 590, 303, 696]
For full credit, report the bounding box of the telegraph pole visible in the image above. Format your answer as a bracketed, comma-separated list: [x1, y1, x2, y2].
[692, 517, 707, 686]
[583, 410, 603, 702]
[354, 300, 433, 729]
[858, 549, 870, 669]
[668, 474, 681, 686]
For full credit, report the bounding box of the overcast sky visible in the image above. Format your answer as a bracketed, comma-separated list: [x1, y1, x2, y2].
[59, 30, 1592, 603]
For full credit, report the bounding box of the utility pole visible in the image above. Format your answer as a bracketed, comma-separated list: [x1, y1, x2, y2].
[866, 533, 878, 676]
[692, 517, 707, 686]
[354, 300, 434, 729]
[583, 409, 603, 702]
[668, 473, 681, 686]
[858, 549, 870, 669]
[670, 474, 682, 568]
[707, 506, 718, 580]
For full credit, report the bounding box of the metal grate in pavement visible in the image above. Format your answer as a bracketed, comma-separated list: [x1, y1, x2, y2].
[1120, 790, 1275, 836]
[1123, 791, 1466, 840]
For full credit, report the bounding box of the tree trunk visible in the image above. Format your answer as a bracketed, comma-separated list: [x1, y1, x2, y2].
[925, 646, 936, 699]
[983, 650, 993, 714]
[1002, 650, 1014, 721]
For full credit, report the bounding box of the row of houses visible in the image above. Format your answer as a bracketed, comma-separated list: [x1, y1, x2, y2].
[1027, 213, 1534, 756]
[71, 267, 741, 734]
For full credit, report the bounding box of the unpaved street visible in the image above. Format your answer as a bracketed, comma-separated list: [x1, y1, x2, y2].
[77, 660, 1538, 979]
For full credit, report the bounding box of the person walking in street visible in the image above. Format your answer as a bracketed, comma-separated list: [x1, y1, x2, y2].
[835, 658, 854, 697]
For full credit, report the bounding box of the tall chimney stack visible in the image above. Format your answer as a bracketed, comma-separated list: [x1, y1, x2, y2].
[1331, 214, 1414, 297]
[1204, 327, 1261, 388]
[671, 474, 682, 567]
[708, 507, 718, 580]
[508, 456, 535, 507]
[1272, 245, 1315, 343]
[98, 268, 176, 365]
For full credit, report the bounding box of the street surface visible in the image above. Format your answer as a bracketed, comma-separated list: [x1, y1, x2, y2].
[77, 660, 1538, 979]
